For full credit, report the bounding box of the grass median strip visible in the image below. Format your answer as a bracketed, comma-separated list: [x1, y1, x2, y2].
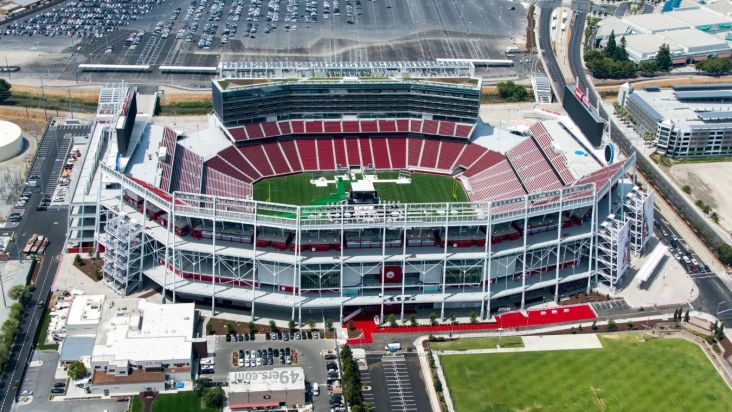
[431, 336, 524, 351]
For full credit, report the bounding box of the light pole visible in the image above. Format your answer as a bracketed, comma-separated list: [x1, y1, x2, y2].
[716, 301, 728, 316]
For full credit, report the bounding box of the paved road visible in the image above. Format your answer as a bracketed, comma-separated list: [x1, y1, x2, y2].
[0, 121, 71, 412]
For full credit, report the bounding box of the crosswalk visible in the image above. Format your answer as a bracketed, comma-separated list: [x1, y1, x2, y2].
[381, 355, 418, 412]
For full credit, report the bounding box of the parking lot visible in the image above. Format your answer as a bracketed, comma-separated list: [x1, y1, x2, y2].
[210, 332, 335, 411]
[363, 353, 429, 412]
[1, 0, 529, 84]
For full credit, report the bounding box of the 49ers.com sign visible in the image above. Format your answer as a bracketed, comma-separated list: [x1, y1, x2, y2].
[382, 266, 403, 283]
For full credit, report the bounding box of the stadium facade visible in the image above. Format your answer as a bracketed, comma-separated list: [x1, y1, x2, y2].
[68, 79, 653, 324]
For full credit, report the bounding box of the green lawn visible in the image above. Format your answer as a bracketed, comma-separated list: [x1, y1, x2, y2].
[253, 172, 467, 205]
[441, 334, 732, 412]
[130, 395, 144, 412]
[146, 392, 218, 412]
[34, 307, 59, 350]
[431, 336, 523, 351]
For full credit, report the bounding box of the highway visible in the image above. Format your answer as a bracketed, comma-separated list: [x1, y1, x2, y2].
[537, 1, 732, 323]
[0, 122, 70, 412]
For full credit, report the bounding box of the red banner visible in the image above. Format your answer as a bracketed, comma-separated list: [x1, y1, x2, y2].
[382, 266, 403, 283]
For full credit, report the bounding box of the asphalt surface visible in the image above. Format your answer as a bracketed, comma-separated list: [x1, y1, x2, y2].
[0, 120, 71, 412]
[212, 334, 335, 412]
[363, 353, 429, 412]
[1, 0, 527, 86]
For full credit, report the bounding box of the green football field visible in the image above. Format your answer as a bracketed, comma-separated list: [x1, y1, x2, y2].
[440, 334, 732, 412]
[253, 171, 468, 205]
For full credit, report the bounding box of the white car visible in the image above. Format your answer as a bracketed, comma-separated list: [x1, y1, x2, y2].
[312, 383, 319, 396]
[238, 358, 244, 367]
[256, 358, 262, 366]
[244, 358, 250, 367]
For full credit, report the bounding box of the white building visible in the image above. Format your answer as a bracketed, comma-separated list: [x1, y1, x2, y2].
[89, 299, 196, 395]
[65, 294, 105, 336]
[595, 5, 732, 63]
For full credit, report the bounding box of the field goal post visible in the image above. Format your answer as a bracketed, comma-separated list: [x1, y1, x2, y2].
[398, 169, 410, 180]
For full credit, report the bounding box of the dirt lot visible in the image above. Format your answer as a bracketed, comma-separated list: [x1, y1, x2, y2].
[72, 257, 104, 282]
[668, 162, 732, 234]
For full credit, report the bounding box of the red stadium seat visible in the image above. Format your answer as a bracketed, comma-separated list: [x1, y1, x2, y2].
[360, 120, 378, 133]
[261, 122, 281, 137]
[378, 119, 396, 132]
[388, 137, 407, 169]
[324, 120, 342, 134]
[297, 139, 318, 170]
[244, 123, 264, 140]
[305, 120, 323, 134]
[263, 141, 291, 174]
[291, 120, 305, 134]
[241, 145, 275, 177]
[317, 138, 336, 170]
[437, 140, 465, 171]
[278, 121, 292, 135]
[407, 138, 423, 167]
[455, 123, 473, 138]
[409, 119, 423, 134]
[346, 138, 361, 166]
[419, 139, 440, 169]
[396, 119, 410, 132]
[358, 137, 373, 166]
[422, 120, 439, 135]
[279, 140, 302, 172]
[438, 121, 456, 137]
[342, 121, 360, 134]
[333, 138, 348, 167]
[371, 138, 390, 169]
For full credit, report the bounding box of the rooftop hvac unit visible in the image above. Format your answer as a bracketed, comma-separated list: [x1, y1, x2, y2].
[158, 146, 168, 161]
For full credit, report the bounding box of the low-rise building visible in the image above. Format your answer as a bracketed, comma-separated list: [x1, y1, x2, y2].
[619, 82, 732, 158]
[595, 5, 732, 63]
[65, 294, 104, 336]
[227, 368, 306, 410]
[88, 298, 196, 395]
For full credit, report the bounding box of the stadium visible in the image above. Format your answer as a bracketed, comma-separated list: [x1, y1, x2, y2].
[68, 78, 653, 324]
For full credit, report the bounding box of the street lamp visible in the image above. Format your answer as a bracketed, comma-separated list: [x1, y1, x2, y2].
[716, 301, 728, 316]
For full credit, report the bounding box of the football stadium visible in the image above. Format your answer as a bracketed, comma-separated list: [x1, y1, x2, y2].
[66, 78, 654, 323]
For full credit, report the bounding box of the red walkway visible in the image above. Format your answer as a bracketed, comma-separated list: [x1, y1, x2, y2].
[345, 304, 597, 345]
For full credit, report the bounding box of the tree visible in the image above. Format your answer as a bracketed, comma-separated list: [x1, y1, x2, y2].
[469, 312, 478, 324]
[718, 321, 726, 339]
[449, 313, 457, 324]
[206, 322, 214, 335]
[8, 285, 33, 303]
[627, 321, 634, 330]
[225, 322, 235, 334]
[717, 243, 732, 265]
[682, 185, 692, 194]
[496, 81, 528, 102]
[269, 319, 278, 332]
[0, 79, 10, 104]
[638, 60, 658, 76]
[615, 36, 629, 61]
[607, 319, 617, 331]
[605, 31, 617, 59]
[203, 386, 226, 408]
[684, 309, 690, 323]
[429, 312, 438, 326]
[288, 319, 296, 331]
[655, 44, 672, 72]
[409, 314, 417, 326]
[307, 319, 315, 330]
[193, 378, 211, 396]
[74, 254, 83, 266]
[348, 319, 355, 331]
[695, 57, 732, 76]
[325, 319, 334, 332]
[591, 320, 598, 331]
[712, 212, 720, 224]
[68, 361, 87, 380]
[247, 321, 256, 333]
[388, 313, 397, 327]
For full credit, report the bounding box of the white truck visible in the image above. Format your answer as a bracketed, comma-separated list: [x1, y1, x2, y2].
[385, 342, 401, 351]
